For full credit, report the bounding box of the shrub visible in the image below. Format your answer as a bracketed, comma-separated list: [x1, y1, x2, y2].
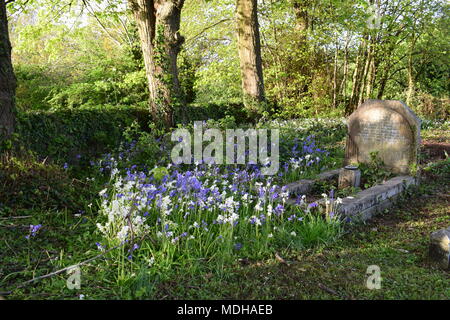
[16, 106, 151, 163]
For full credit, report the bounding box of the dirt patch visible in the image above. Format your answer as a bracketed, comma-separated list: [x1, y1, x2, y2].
[421, 140, 450, 161]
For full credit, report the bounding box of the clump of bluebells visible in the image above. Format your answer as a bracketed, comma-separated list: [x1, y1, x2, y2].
[92, 119, 345, 274]
[25, 224, 42, 239]
[278, 135, 330, 182]
[96, 159, 343, 272]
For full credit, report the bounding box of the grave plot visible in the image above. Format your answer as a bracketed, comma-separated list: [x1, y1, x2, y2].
[286, 100, 422, 222]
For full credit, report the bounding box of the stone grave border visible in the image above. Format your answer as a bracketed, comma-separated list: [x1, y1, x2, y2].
[285, 169, 419, 222]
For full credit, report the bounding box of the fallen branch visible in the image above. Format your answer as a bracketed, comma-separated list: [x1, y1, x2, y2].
[0, 216, 32, 220]
[0, 241, 125, 296]
[317, 283, 339, 296]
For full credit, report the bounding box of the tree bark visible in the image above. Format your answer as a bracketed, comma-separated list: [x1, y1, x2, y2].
[347, 36, 368, 114]
[339, 35, 350, 104]
[406, 36, 417, 105]
[332, 41, 339, 108]
[292, 0, 310, 35]
[236, 0, 265, 113]
[0, 0, 16, 142]
[129, 0, 185, 128]
[358, 36, 373, 105]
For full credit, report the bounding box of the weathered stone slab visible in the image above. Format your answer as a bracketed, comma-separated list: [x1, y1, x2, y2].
[429, 227, 450, 270]
[345, 100, 421, 174]
[285, 179, 316, 197]
[285, 169, 341, 196]
[337, 175, 418, 221]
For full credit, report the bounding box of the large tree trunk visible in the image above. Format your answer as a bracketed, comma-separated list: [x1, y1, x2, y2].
[0, 0, 16, 142]
[236, 0, 265, 113]
[129, 0, 185, 128]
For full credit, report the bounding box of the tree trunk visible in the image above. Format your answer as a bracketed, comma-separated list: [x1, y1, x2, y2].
[332, 40, 339, 109]
[0, 0, 16, 142]
[358, 37, 373, 105]
[236, 0, 265, 113]
[406, 37, 417, 105]
[347, 36, 368, 114]
[129, 0, 185, 128]
[292, 0, 310, 35]
[339, 36, 350, 105]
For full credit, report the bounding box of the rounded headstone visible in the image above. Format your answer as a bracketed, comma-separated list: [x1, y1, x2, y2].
[345, 100, 421, 174]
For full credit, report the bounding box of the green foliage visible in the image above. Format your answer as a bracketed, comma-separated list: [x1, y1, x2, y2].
[275, 212, 343, 250]
[14, 64, 57, 110]
[119, 121, 170, 169]
[0, 153, 92, 212]
[15, 106, 150, 162]
[423, 157, 450, 177]
[178, 52, 199, 104]
[46, 69, 148, 110]
[182, 102, 251, 124]
[359, 151, 393, 188]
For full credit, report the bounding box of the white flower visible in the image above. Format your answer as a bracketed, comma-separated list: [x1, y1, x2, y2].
[249, 215, 261, 226]
[290, 231, 297, 237]
[267, 204, 273, 216]
[99, 188, 107, 196]
[268, 233, 273, 238]
[146, 257, 155, 267]
[96, 223, 106, 234]
[254, 200, 263, 212]
[117, 226, 129, 241]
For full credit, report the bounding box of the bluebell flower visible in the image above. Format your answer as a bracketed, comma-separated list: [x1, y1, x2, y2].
[308, 202, 318, 208]
[26, 224, 42, 239]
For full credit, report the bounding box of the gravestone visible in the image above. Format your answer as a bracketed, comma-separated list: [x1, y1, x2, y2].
[344, 99, 421, 174]
[429, 226, 450, 270]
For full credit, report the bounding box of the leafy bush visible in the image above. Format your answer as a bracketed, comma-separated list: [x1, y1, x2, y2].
[359, 152, 393, 188]
[183, 102, 251, 123]
[0, 154, 90, 212]
[14, 64, 63, 111]
[46, 71, 149, 110]
[16, 106, 151, 163]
